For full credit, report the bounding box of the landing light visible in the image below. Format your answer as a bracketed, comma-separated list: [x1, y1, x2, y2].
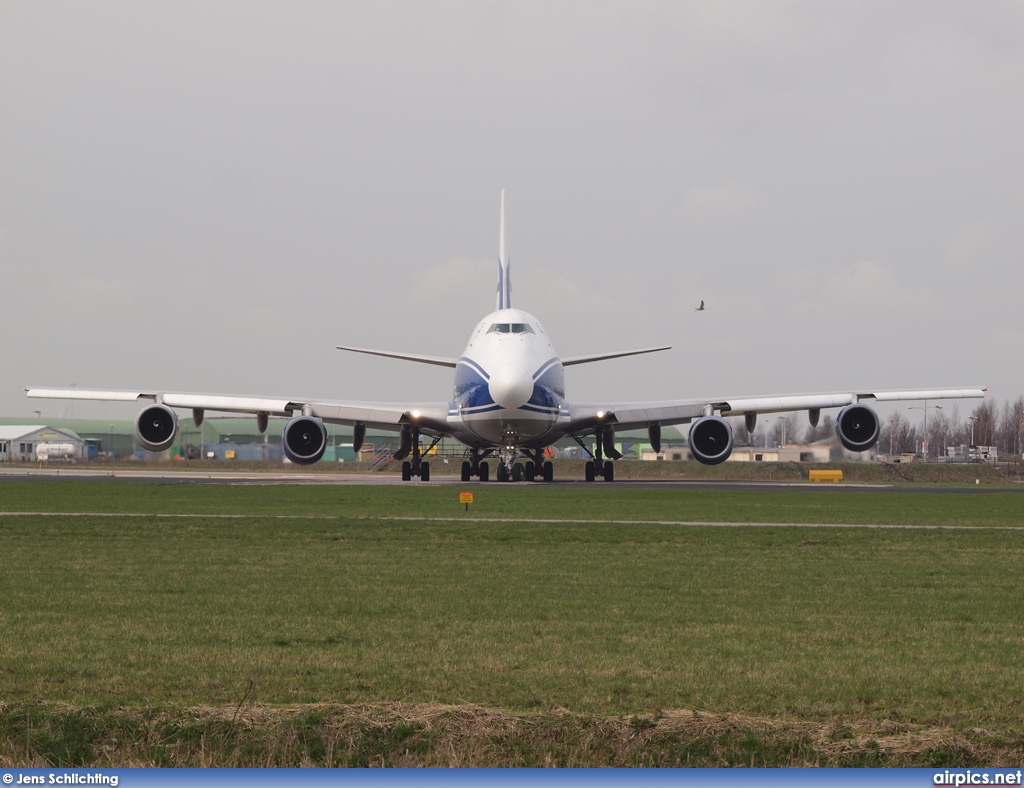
[597, 411, 605, 419]
[411, 410, 421, 419]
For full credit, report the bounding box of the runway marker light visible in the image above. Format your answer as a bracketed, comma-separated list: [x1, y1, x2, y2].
[460, 491, 474, 512]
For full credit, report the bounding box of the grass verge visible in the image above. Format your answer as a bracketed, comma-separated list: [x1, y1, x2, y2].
[2, 482, 1024, 765]
[3, 702, 1020, 767]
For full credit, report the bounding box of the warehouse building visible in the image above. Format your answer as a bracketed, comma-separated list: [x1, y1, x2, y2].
[0, 425, 87, 462]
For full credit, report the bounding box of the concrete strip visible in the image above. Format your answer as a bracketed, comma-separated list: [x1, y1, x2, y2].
[0, 511, 1021, 530]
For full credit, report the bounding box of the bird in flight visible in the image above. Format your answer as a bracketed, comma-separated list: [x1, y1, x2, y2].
[695, 300, 705, 312]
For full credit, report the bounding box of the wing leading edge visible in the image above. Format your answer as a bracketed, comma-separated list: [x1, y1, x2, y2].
[563, 387, 988, 434]
[24, 388, 451, 434]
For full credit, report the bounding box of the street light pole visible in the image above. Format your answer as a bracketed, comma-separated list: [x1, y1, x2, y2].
[1018, 421, 1024, 479]
[908, 403, 942, 461]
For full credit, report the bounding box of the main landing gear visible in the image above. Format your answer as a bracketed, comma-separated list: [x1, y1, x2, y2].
[573, 429, 619, 482]
[461, 450, 492, 482]
[395, 425, 442, 482]
[462, 449, 554, 483]
[511, 449, 554, 483]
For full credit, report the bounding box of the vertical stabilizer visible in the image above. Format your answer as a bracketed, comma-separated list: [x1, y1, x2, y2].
[496, 189, 511, 310]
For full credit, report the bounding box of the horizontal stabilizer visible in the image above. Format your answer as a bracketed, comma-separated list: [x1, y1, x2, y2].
[336, 345, 458, 368]
[561, 346, 671, 367]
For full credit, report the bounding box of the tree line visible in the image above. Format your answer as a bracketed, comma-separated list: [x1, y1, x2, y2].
[730, 397, 1024, 459]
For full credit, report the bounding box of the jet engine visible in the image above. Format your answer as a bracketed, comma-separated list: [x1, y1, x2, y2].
[135, 404, 179, 453]
[688, 415, 734, 465]
[282, 415, 328, 465]
[835, 404, 880, 452]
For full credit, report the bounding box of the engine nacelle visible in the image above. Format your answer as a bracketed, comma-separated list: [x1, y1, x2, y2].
[688, 415, 734, 465]
[835, 404, 880, 452]
[282, 415, 328, 465]
[135, 404, 179, 453]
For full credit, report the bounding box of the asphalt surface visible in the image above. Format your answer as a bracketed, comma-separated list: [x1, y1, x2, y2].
[0, 466, 1020, 492]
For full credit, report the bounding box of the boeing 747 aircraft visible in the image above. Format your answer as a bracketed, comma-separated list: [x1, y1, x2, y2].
[27, 191, 986, 482]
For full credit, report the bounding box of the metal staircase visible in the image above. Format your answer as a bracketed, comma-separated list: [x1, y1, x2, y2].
[369, 445, 393, 471]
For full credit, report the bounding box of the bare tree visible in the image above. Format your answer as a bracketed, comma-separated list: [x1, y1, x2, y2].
[731, 417, 751, 446]
[928, 409, 953, 459]
[803, 414, 834, 445]
[1000, 397, 1024, 457]
[880, 410, 918, 456]
[946, 404, 964, 447]
[771, 414, 799, 446]
[969, 400, 999, 448]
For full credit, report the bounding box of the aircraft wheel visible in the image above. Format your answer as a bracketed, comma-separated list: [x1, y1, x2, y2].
[401, 461, 412, 481]
[543, 461, 554, 482]
[512, 464, 523, 482]
[585, 461, 595, 482]
[497, 464, 508, 483]
[420, 462, 430, 481]
[524, 462, 535, 482]
[461, 461, 472, 482]
[479, 461, 489, 482]
[603, 462, 614, 482]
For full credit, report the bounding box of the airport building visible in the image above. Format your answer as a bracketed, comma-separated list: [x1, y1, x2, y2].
[0, 425, 88, 462]
[640, 441, 875, 463]
[0, 417, 874, 465]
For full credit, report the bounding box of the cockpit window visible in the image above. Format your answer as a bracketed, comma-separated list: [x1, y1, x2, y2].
[487, 323, 534, 334]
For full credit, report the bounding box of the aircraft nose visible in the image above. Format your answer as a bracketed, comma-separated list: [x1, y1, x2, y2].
[488, 365, 534, 410]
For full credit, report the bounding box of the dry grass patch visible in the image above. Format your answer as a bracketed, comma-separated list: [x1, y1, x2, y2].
[2, 702, 1021, 767]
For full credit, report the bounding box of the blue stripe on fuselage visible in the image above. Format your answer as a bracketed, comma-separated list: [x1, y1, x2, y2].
[532, 357, 560, 381]
[458, 356, 490, 380]
[454, 360, 494, 410]
[529, 359, 565, 410]
[454, 357, 565, 416]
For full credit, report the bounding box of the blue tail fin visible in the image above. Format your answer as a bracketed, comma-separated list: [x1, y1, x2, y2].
[496, 189, 511, 310]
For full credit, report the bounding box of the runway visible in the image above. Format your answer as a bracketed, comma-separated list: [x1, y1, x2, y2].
[2, 509, 1023, 529]
[0, 465, 1019, 492]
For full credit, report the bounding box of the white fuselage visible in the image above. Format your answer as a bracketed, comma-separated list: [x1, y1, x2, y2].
[449, 308, 566, 449]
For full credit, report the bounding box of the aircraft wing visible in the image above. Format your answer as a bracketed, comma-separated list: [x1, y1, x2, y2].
[335, 346, 459, 368]
[24, 388, 452, 434]
[564, 387, 988, 433]
[561, 346, 671, 366]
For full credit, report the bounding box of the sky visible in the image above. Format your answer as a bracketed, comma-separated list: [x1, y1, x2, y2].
[1, 1, 1021, 425]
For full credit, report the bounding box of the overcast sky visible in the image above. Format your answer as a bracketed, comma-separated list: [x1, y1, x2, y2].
[1, 1, 1021, 423]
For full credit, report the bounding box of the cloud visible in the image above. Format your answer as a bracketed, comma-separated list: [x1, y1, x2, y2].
[824, 260, 938, 312]
[946, 221, 991, 266]
[514, 268, 641, 343]
[53, 275, 149, 309]
[400, 256, 493, 306]
[221, 303, 297, 341]
[982, 330, 1024, 367]
[683, 182, 759, 216]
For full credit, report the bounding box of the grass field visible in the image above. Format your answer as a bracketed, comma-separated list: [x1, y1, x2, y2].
[1, 480, 1023, 766]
